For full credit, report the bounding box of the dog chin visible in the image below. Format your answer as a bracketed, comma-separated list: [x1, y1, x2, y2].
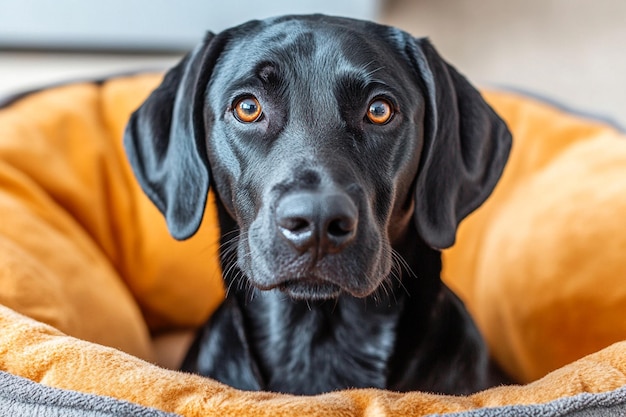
[253, 275, 382, 301]
[278, 279, 343, 301]
[244, 257, 389, 300]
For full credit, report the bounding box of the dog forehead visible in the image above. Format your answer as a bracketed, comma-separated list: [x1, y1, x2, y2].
[219, 16, 404, 79]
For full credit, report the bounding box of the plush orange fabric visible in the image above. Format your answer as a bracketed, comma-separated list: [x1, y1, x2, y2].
[1, 307, 625, 416]
[0, 75, 224, 357]
[443, 91, 626, 382]
[0, 73, 625, 416]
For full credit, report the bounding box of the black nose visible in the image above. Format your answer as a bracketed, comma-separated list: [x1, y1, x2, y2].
[275, 190, 358, 255]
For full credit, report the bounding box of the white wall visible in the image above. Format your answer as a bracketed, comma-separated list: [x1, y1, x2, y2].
[0, 0, 380, 51]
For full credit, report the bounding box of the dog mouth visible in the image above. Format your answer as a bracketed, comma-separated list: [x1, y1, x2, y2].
[243, 250, 388, 301]
[277, 278, 343, 301]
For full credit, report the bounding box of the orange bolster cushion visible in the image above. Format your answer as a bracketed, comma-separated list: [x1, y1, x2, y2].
[0, 73, 625, 416]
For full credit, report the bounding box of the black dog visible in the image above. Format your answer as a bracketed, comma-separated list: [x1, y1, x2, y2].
[125, 15, 512, 395]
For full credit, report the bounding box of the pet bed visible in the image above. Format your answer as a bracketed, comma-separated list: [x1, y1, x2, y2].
[0, 73, 624, 416]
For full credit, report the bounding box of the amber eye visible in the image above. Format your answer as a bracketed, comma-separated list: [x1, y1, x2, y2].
[366, 98, 393, 124]
[233, 96, 262, 123]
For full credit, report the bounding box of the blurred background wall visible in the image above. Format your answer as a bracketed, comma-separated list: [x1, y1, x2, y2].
[0, 0, 624, 127]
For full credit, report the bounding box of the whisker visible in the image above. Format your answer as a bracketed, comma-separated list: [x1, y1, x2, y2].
[244, 278, 256, 305]
[223, 260, 242, 297]
[390, 249, 412, 297]
[360, 60, 387, 79]
[392, 249, 417, 279]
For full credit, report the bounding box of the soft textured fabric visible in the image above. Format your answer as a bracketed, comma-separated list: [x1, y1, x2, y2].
[0, 73, 625, 416]
[0, 370, 180, 417]
[442, 91, 626, 382]
[0, 75, 224, 357]
[1, 369, 625, 417]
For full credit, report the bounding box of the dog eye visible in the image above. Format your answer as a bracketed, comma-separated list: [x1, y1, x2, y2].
[233, 96, 263, 123]
[366, 98, 393, 125]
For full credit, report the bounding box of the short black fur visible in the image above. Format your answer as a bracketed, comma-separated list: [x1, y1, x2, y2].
[124, 15, 512, 395]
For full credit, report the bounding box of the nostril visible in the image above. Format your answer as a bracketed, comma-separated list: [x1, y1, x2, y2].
[327, 217, 356, 237]
[275, 193, 318, 251]
[279, 217, 312, 234]
[322, 194, 358, 254]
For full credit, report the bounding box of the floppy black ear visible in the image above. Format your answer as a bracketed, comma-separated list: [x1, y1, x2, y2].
[400, 36, 512, 249]
[124, 32, 228, 240]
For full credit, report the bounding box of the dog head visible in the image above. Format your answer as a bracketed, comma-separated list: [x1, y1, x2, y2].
[125, 15, 511, 300]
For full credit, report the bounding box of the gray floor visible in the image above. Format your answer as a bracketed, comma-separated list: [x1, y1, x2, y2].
[1, 0, 624, 127]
